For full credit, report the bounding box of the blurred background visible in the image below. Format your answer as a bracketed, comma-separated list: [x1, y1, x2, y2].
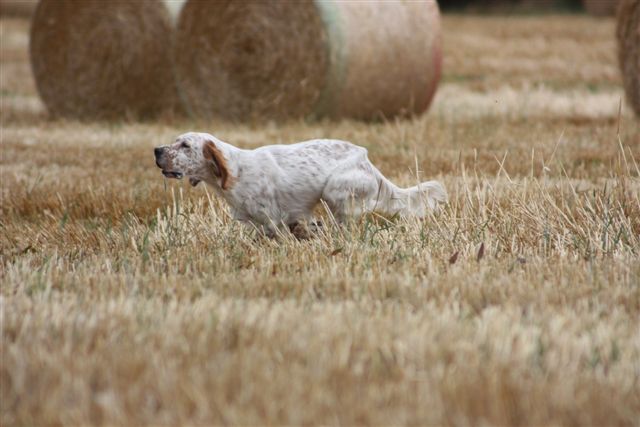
[1, 0, 635, 124]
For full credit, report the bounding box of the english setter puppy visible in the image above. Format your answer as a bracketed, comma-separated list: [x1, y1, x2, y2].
[154, 132, 446, 236]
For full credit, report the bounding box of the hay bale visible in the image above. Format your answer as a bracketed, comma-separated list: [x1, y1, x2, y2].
[174, 1, 329, 121]
[583, 0, 620, 16]
[30, 0, 184, 120]
[0, 0, 37, 17]
[174, 0, 442, 121]
[617, 0, 640, 116]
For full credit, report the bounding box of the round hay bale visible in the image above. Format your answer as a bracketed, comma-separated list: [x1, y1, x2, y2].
[30, 0, 184, 120]
[0, 0, 37, 17]
[583, 0, 620, 16]
[174, 0, 442, 121]
[174, 1, 329, 121]
[617, 0, 640, 116]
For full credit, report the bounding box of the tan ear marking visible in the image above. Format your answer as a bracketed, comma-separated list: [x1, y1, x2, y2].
[203, 141, 233, 190]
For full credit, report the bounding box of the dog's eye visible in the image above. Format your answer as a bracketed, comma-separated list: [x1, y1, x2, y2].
[181, 142, 189, 149]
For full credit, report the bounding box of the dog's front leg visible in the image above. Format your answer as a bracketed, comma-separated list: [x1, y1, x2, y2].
[288, 219, 324, 240]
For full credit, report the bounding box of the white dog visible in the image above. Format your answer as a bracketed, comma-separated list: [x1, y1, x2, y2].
[154, 132, 446, 236]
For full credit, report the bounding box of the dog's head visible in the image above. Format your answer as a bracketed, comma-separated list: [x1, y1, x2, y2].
[154, 132, 233, 189]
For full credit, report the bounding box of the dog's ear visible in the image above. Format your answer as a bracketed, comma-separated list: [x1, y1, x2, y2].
[203, 140, 232, 190]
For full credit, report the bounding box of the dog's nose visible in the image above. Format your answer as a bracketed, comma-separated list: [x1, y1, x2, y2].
[154, 147, 163, 157]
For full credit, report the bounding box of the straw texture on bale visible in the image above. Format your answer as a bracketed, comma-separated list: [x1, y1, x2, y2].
[174, 0, 442, 121]
[316, 0, 441, 120]
[616, 0, 640, 116]
[0, 0, 37, 17]
[174, 1, 329, 121]
[30, 0, 183, 120]
[583, 0, 621, 16]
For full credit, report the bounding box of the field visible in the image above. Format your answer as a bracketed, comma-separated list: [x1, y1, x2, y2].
[1, 13, 639, 426]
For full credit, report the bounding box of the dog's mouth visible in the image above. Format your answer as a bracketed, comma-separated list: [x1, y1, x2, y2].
[162, 170, 183, 179]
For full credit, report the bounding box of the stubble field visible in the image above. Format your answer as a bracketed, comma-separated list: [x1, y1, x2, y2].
[1, 13, 639, 426]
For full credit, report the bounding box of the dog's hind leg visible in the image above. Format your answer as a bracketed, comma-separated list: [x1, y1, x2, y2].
[320, 159, 382, 222]
[322, 157, 447, 221]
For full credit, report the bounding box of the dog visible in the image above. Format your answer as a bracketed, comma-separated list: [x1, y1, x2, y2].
[154, 132, 446, 236]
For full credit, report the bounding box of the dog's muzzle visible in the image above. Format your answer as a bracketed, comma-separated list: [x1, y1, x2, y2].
[154, 147, 165, 168]
[154, 147, 183, 179]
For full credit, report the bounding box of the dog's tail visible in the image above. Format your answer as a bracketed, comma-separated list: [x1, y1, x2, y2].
[375, 174, 448, 218]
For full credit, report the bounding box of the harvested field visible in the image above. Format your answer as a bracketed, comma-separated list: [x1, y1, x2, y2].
[1, 13, 639, 426]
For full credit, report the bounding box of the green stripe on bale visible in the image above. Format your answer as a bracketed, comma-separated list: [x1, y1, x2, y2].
[312, 0, 347, 119]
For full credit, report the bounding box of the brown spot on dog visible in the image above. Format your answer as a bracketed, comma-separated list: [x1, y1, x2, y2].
[203, 140, 234, 190]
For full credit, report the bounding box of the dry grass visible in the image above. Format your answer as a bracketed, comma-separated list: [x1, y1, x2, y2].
[1, 13, 639, 426]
